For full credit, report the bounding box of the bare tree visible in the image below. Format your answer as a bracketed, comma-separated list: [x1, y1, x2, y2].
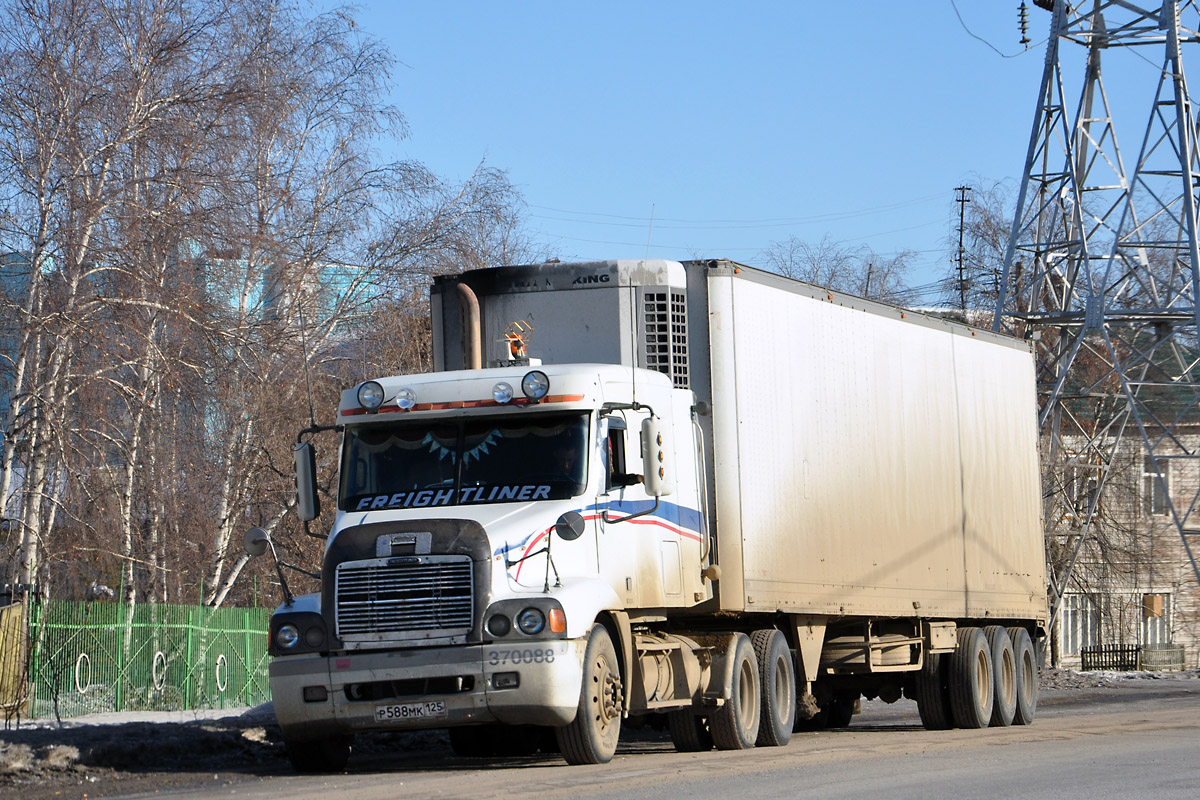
[0, 0, 539, 610]
[759, 234, 914, 305]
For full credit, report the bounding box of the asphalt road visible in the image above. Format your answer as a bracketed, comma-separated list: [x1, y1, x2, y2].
[95, 678, 1200, 800]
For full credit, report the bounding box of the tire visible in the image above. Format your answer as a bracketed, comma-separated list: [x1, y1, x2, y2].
[949, 626, 993, 729]
[557, 624, 623, 764]
[826, 695, 855, 728]
[751, 629, 795, 747]
[449, 726, 495, 758]
[793, 707, 828, 732]
[915, 651, 954, 730]
[285, 735, 351, 773]
[710, 633, 760, 750]
[984, 626, 1016, 727]
[667, 710, 713, 752]
[1007, 626, 1039, 725]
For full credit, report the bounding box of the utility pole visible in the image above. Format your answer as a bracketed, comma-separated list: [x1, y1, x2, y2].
[955, 186, 971, 313]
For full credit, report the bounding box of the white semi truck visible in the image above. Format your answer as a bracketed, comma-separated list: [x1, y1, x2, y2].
[253, 258, 1048, 771]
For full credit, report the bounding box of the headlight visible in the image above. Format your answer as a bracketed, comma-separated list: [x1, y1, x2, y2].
[493, 381, 514, 404]
[276, 624, 300, 649]
[521, 370, 550, 401]
[303, 625, 326, 648]
[516, 607, 546, 635]
[487, 615, 512, 637]
[357, 381, 385, 411]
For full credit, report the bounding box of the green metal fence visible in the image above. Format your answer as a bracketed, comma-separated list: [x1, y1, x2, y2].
[26, 600, 271, 719]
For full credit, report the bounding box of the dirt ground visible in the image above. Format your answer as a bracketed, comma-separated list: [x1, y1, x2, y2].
[1, 668, 1196, 799]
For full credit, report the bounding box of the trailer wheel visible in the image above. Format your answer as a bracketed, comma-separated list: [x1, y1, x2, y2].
[915, 652, 953, 730]
[710, 633, 760, 750]
[667, 710, 713, 752]
[1007, 626, 1038, 725]
[983, 626, 1016, 727]
[557, 624, 622, 764]
[949, 627, 993, 729]
[751, 629, 795, 746]
[285, 735, 352, 773]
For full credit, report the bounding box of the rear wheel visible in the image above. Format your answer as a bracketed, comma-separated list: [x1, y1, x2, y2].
[751, 629, 795, 747]
[557, 624, 623, 764]
[1007, 626, 1039, 725]
[667, 710, 713, 752]
[710, 633, 760, 750]
[983, 626, 1016, 727]
[285, 735, 352, 773]
[949, 627, 993, 729]
[916, 651, 954, 730]
[826, 696, 856, 728]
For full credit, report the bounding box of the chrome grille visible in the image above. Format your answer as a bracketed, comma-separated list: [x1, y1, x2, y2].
[335, 556, 473, 639]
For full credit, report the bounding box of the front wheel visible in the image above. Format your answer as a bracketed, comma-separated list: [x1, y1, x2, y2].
[557, 624, 623, 764]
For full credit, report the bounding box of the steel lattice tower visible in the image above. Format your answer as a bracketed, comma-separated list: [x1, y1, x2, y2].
[995, 0, 1200, 627]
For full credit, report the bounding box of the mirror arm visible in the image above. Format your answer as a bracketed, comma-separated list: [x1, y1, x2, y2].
[297, 423, 339, 442]
[601, 496, 659, 525]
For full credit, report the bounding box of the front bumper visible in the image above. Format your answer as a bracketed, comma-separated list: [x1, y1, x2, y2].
[270, 639, 586, 741]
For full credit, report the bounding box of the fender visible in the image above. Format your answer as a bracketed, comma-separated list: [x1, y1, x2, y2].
[546, 578, 623, 639]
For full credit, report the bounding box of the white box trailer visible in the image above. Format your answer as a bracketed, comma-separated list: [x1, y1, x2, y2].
[261, 258, 1047, 771]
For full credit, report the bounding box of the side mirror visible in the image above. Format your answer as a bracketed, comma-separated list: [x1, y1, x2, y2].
[294, 442, 320, 522]
[641, 416, 674, 497]
[554, 511, 586, 541]
[244, 526, 271, 558]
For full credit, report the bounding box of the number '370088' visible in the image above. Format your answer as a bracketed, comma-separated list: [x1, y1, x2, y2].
[487, 647, 556, 666]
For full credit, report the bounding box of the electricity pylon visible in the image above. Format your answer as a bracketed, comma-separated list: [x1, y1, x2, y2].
[994, 0, 1200, 626]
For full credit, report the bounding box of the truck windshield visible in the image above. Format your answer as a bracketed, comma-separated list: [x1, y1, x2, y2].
[339, 412, 589, 512]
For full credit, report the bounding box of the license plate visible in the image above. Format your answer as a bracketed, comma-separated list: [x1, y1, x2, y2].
[375, 700, 447, 722]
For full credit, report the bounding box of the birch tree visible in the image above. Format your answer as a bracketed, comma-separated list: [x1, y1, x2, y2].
[0, 0, 539, 608]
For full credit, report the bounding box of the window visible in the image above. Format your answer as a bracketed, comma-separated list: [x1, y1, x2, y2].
[1142, 593, 1171, 647]
[602, 416, 640, 492]
[1061, 593, 1101, 656]
[1064, 454, 1099, 519]
[339, 412, 590, 511]
[1143, 455, 1170, 516]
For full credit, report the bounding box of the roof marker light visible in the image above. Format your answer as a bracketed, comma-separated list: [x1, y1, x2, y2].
[357, 381, 385, 411]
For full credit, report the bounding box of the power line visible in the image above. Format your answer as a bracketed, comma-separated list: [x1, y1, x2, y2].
[528, 191, 947, 228]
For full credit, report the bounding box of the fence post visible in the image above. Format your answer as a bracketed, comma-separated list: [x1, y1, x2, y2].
[185, 606, 195, 708]
[26, 599, 40, 715]
[242, 609, 252, 707]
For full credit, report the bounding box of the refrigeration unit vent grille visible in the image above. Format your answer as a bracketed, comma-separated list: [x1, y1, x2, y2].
[643, 288, 689, 389]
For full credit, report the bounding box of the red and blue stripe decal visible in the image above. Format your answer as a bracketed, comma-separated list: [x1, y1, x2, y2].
[497, 499, 704, 581]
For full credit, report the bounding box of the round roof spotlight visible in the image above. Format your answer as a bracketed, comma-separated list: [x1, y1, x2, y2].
[357, 381, 385, 411]
[395, 387, 417, 411]
[493, 381, 514, 404]
[521, 370, 550, 402]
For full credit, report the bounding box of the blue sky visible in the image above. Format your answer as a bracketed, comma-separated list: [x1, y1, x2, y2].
[348, 2, 1163, 303]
